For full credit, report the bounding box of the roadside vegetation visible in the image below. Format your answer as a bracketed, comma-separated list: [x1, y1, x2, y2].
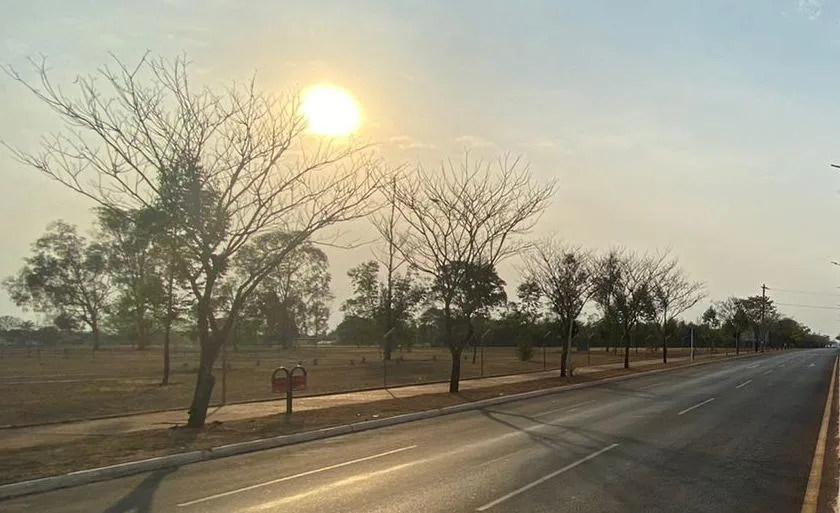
[0, 54, 831, 430]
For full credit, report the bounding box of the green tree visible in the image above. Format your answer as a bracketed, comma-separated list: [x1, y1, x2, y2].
[737, 295, 778, 352]
[334, 316, 379, 346]
[342, 262, 381, 321]
[431, 260, 507, 384]
[772, 317, 808, 349]
[0, 315, 27, 332]
[236, 232, 333, 348]
[96, 207, 167, 350]
[3, 221, 110, 349]
[341, 260, 425, 358]
[5, 55, 382, 427]
[592, 249, 657, 369]
[507, 282, 545, 362]
[701, 306, 720, 329]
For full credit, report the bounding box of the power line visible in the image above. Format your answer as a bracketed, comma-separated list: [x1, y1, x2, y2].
[774, 302, 840, 311]
[766, 287, 840, 298]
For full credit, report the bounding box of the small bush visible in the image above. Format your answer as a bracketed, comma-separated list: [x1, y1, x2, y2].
[361, 356, 366, 364]
[516, 339, 534, 362]
[350, 359, 355, 365]
[313, 358, 318, 366]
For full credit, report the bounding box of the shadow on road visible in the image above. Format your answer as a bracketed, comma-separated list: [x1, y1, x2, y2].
[101, 467, 178, 513]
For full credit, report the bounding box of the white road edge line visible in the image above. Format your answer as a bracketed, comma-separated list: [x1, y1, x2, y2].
[638, 382, 662, 391]
[533, 400, 595, 418]
[835, 354, 840, 513]
[177, 445, 418, 507]
[476, 443, 619, 511]
[801, 355, 837, 513]
[678, 398, 715, 416]
[735, 380, 752, 389]
[747, 364, 759, 369]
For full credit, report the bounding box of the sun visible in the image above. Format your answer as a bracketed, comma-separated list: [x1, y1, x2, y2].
[301, 84, 361, 136]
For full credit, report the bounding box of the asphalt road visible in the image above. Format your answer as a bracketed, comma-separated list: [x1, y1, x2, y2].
[3, 349, 835, 513]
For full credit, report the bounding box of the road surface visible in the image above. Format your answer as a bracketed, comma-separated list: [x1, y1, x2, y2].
[2, 349, 835, 513]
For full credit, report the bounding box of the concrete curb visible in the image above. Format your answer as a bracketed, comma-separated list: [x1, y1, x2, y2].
[0, 351, 768, 501]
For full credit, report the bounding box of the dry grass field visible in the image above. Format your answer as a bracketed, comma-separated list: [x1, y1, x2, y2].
[0, 343, 724, 426]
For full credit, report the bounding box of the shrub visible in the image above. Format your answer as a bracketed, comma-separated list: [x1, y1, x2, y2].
[516, 337, 534, 362]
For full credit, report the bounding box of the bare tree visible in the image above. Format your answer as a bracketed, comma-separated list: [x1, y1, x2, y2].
[524, 240, 594, 376]
[592, 249, 657, 369]
[393, 153, 555, 392]
[4, 55, 382, 427]
[371, 176, 424, 360]
[650, 254, 705, 364]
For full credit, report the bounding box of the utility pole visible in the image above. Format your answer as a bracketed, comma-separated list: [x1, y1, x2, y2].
[690, 327, 695, 362]
[760, 284, 767, 353]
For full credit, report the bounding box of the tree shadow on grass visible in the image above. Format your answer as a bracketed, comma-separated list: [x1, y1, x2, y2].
[101, 466, 178, 513]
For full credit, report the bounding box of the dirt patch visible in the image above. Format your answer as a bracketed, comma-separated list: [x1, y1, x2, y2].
[0, 362, 693, 485]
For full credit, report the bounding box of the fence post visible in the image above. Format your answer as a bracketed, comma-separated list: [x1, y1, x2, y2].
[383, 328, 395, 388]
[479, 329, 492, 378]
[542, 330, 553, 371]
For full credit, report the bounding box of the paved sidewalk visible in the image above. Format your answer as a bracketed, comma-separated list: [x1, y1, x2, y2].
[0, 355, 703, 450]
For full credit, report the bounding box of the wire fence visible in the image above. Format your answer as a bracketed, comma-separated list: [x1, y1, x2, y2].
[0, 342, 738, 426]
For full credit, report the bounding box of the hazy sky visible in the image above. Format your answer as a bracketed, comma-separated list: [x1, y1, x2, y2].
[3, 0, 840, 334]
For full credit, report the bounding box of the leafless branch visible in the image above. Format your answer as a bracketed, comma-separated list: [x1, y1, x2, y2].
[4, 53, 385, 426]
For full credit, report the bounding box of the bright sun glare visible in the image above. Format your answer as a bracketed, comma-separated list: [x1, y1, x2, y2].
[301, 85, 361, 136]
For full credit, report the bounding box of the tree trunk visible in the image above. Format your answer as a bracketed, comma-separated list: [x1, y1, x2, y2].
[561, 317, 574, 377]
[449, 317, 473, 394]
[472, 343, 477, 364]
[449, 346, 462, 393]
[735, 332, 740, 355]
[187, 364, 215, 428]
[91, 318, 101, 351]
[186, 296, 225, 428]
[161, 267, 175, 386]
[161, 321, 171, 386]
[623, 332, 630, 369]
[136, 306, 150, 350]
[661, 304, 668, 364]
[187, 338, 221, 428]
[383, 335, 393, 361]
